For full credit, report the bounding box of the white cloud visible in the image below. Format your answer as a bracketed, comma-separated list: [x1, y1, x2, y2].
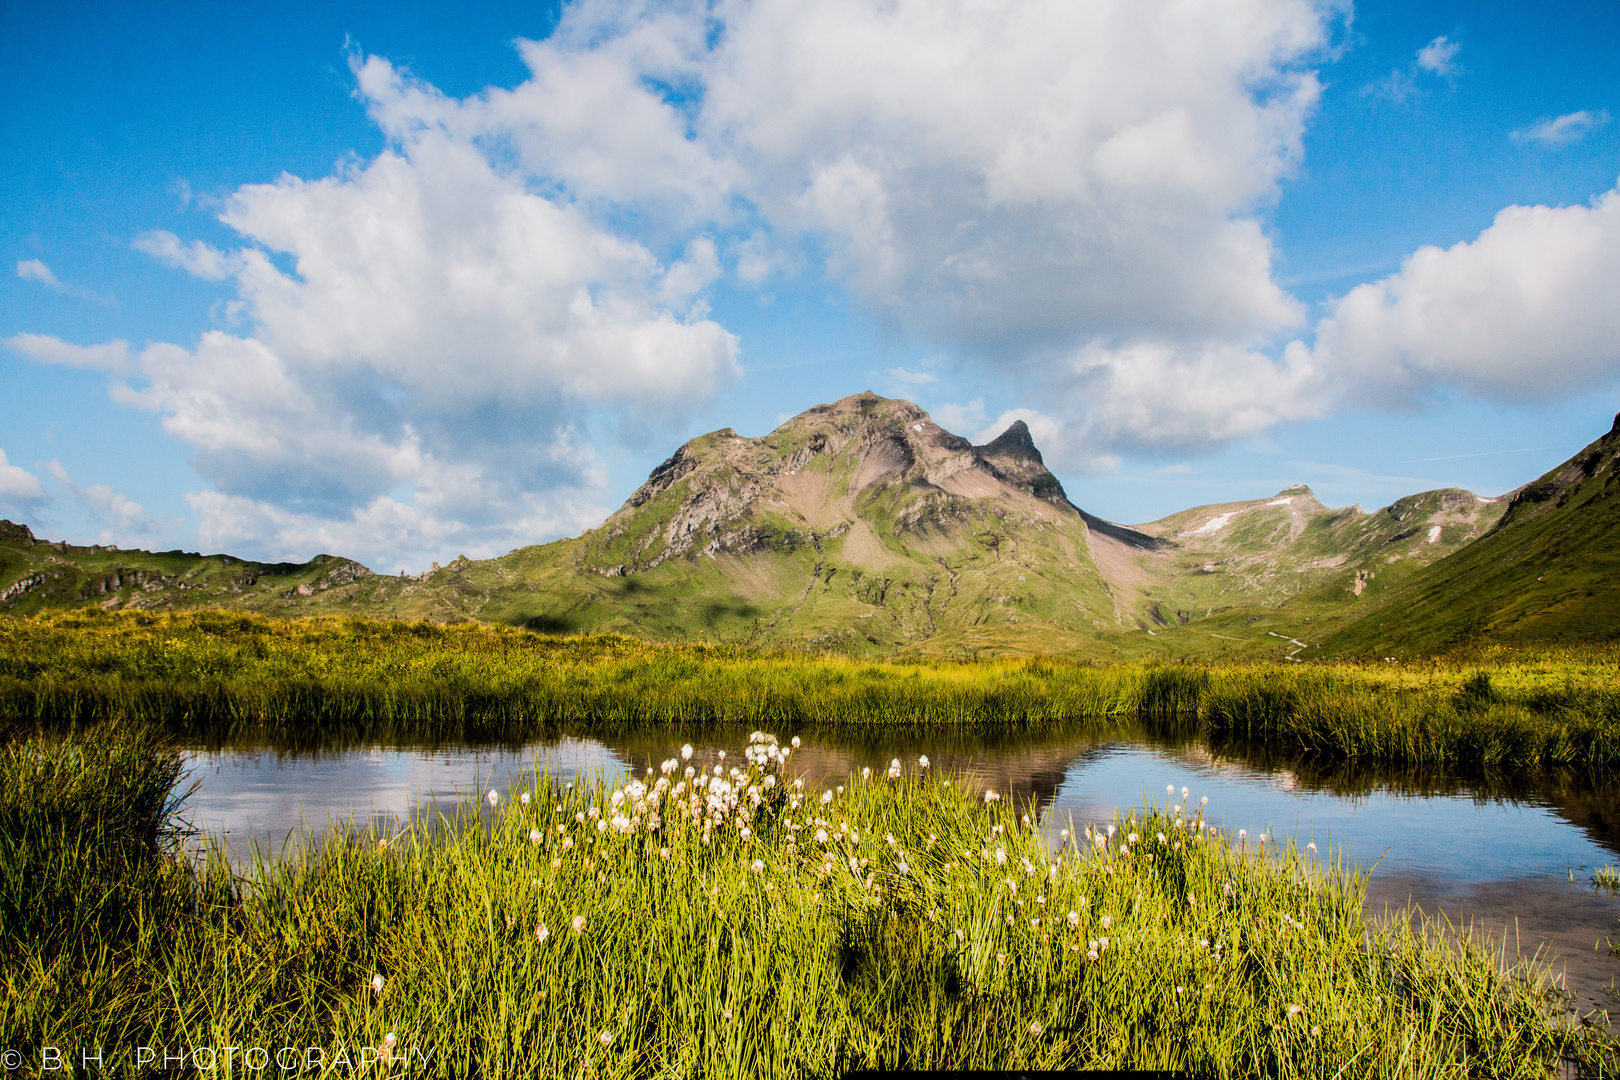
[1415, 36, 1459, 76]
[132, 231, 237, 280]
[0, 450, 49, 515]
[1512, 110, 1610, 147]
[1312, 183, 1620, 404]
[187, 487, 606, 572]
[1366, 34, 1460, 102]
[698, 0, 1323, 351]
[980, 339, 1327, 473]
[882, 366, 937, 394]
[368, 0, 1338, 473]
[41, 460, 168, 545]
[17, 259, 62, 288]
[18, 2, 1620, 556]
[6, 334, 134, 375]
[19, 69, 740, 570]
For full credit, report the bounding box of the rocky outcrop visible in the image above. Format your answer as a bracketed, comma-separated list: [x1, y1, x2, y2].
[0, 520, 36, 546]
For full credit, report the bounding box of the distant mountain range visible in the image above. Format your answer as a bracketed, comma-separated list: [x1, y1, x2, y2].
[3, 392, 1616, 659]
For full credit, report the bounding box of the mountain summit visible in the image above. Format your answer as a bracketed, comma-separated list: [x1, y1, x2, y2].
[6, 393, 1606, 660]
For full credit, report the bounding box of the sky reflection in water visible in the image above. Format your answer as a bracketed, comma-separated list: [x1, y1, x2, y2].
[179, 729, 1620, 1020]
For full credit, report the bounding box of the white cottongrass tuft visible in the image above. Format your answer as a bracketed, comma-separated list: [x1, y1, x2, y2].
[1029, 1021, 1043, 1036]
[984, 790, 1000, 803]
[535, 923, 549, 944]
[791, 736, 801, 749]
[1067, 910, 1080, 929]
[520, 792, 531, 805]
[918, 755, 930, 768]
[529, 829, 542, 843]
[599, 1031, 613, 1047]
[681, 744, 694, 761]
[571, 915, 587, 934]
[862, 767, 872, 780]
[752, 859, 765, 873]
[371, 973, 385, 995]
[487, 790, 499, 807]
[1100, 915, 1111, 929]
[383, 1033, 397, 1050]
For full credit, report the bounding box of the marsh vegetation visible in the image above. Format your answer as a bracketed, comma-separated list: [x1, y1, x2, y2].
[3, 610, 1617, 769]
[3, 611, 1619, 1074]
[4, 721, 1617, 1076]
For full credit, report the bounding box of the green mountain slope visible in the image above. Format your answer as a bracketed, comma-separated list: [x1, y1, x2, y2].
[1314, 413, 1620, 656]
[473, 392, 1132, 655]
[1079, 482, 1505, 644]
[7, 394, 1606, 660]
[0, 519, 375, 616]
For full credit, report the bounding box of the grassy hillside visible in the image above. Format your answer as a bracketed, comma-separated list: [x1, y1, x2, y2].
[1316, 413, 1620, 657]
[3, 400, 1615, 661]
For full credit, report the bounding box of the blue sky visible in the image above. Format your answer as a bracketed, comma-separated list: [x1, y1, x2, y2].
[3, 0, 1618, 572]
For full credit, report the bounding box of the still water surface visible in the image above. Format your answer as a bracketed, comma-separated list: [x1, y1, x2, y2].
[179, 726, 1620, 1021]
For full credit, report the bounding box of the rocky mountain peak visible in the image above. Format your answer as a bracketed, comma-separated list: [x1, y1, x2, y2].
[976, 419, 1042, 463]
[0, 520, 36, 546]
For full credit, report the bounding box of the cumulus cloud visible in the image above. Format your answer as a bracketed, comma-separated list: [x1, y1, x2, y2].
[17, 59, 739, 568]
[16, 1, 1620, 553]
[1512, 110, 1610, 147]
[358, 0, 1338, 474]
[698, 0, 1322, 351]
[1312, 183, 1620, 404]
[943, 338, 1327, 473]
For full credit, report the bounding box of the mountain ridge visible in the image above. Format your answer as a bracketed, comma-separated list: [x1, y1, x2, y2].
[1, 394, 1611, 659]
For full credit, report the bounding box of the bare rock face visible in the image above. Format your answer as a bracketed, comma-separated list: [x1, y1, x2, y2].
[973, 420, 1071, 505]
[0, 520, 36, 546]
[581, 393, 1085, 577]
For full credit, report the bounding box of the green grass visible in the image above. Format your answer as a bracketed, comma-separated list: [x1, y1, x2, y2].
[3, 611, 1619, 773]
[4, 721, 1615, 1077]
[1315, 418, 1620, 658]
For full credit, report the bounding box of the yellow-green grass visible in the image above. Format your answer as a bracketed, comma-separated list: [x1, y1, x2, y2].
[2, 610, 1619, 773]
[3, 722, 1614, 1077]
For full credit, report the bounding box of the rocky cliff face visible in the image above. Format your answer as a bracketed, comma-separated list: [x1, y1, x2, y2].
[579, 393, 1083, 579]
